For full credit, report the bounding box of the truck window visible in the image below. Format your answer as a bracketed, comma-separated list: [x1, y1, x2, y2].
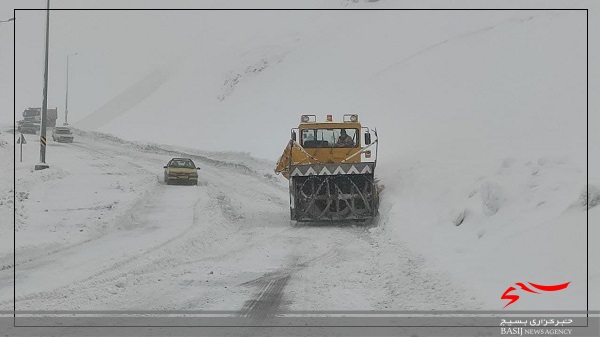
[301, 128, 358, 148]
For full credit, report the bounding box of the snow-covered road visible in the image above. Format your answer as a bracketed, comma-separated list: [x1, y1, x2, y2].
[1, 129, 481, 316]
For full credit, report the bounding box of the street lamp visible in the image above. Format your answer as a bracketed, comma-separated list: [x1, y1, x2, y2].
[64, 52, 78, 126]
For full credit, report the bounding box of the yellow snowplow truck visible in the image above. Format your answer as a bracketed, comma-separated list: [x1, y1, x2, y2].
[275, 114, 379, 222]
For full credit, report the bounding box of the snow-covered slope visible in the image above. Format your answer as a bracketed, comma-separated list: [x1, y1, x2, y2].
[64, 10, 586, 164]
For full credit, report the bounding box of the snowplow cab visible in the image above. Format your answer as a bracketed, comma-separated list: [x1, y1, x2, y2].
[275, 114, 379, 222]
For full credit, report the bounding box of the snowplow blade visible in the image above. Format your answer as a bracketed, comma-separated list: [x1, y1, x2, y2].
[289, 163, 379, 222]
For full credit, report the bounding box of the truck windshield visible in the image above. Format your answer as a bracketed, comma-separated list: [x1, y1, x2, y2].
[301, 128, 358, 148]
[56, 129, 71, 134]
[23, 109, 40, 117]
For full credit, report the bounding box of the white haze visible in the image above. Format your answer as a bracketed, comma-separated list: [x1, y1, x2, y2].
[3, 1, 595, 172]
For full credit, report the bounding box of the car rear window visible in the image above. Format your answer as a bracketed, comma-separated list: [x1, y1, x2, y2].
[170, 160, 195, 168]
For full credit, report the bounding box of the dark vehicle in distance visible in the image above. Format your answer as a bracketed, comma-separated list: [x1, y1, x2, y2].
[22, 107, 58, 127]
[19, 122, 38, 134]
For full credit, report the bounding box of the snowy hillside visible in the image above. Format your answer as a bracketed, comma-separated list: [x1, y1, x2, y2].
[2, 2, 598, 328]
[79, 10, 586, 162]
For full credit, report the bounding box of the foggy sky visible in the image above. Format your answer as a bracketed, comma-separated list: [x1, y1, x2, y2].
[2, 0, 598, 171]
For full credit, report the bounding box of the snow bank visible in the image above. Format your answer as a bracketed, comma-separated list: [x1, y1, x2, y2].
[377, 151, 591, 310]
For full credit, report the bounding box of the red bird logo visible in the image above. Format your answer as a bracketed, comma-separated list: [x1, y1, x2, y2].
[501, 282, 570, 308]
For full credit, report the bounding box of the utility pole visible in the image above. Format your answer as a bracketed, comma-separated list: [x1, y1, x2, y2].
[64, 53, 77, 126]
[36, 0, 50, 171]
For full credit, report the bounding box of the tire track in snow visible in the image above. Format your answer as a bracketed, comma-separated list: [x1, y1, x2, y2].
[239, 274, 291, 319]
[10, 185, 160, 271]
[6, 141, 160, 271]
[7, 139, 206, 308]
[234, 234, 347, 320]
[6, 187, 207, 309]
[9, 158, 285, 310]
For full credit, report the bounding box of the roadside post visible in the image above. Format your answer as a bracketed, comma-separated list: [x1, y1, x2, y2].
[17, 133, 26, 162]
